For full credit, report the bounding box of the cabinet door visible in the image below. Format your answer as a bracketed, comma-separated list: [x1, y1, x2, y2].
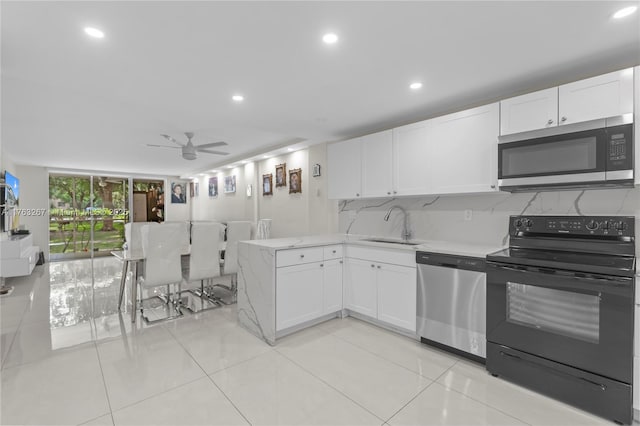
[377, 263, 417, 332]
[328, 137, 362, 199]
[428, 103, 499, 194]
[344, 258, 377, 318]
[276, 263, 324, 331]
[500, 87, 558, 135]
[392, 120, 433, 196]
[559, 68, 634, 126]
[361, 130, 394, 198]
[323, 258, 343, 314]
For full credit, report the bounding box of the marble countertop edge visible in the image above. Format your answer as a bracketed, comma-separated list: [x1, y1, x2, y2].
[240, 234, 505, 258]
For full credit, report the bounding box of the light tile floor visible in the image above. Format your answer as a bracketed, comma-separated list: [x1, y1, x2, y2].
[0, 258, 625, 425]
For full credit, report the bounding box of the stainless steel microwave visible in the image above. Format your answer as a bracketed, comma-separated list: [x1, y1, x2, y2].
[498, 115, 634, 192]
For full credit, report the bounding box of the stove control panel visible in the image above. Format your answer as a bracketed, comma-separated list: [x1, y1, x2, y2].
[510, 215, 635, 237]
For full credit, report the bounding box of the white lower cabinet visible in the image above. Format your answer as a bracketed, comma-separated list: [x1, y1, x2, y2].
[323, 258, 343, 314]
[344, 251, 417, 333]
[276, 262, 324, 331]
[377, 263, 417, 332]
[276, 245, 344, 332]
[344, 258, 378, 317]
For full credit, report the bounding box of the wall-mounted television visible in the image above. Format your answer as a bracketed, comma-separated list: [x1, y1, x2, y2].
[1, 170, 20, 232]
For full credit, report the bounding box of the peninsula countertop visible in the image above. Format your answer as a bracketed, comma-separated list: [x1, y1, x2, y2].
[241, 233, 504, 258]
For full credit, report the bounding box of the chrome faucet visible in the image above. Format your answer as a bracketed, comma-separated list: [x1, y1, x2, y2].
[383, 205, 412, 241]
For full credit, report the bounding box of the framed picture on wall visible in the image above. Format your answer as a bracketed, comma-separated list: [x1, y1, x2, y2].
[263, 174, 273, 196]
[189, 181, 199, 197]
[289, 168, 302, 194]
[208, 177, 218, 197]
[170, 181, 187, 204]
[224, 175, 236, 193]
[275, 163, 286, 187]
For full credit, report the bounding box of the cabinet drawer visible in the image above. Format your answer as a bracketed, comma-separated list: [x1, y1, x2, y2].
[323, 245, 343, 260]
[277, 247, 324, 267]
[345, 245, 415, 267]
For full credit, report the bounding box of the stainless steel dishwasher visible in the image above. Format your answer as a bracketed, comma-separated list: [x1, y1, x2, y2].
[416, 251, 486, 362]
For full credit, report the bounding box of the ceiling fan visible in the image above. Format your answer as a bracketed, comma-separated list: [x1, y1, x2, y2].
[147, 132, 229, 160]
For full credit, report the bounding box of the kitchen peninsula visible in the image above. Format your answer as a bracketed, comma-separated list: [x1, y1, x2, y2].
[237, 234, 501, 345]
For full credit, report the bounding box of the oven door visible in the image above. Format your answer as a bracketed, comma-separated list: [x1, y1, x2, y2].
[486, 262, 634, 383]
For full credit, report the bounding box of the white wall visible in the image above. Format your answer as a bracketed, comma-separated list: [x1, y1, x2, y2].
[188, 146, 336, 238]
[190, 164, 255, 223]
[10, 166, 50, 258]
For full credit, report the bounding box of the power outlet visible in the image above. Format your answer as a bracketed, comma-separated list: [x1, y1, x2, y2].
[464, 209, 473, 221]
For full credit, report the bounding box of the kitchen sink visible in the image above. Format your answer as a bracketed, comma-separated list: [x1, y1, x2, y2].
[361, 238, 422, 246]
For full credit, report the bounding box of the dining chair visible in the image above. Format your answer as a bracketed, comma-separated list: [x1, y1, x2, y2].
[211, 220, 252, 304]
[134, 222, 184, 323]
[180, 221, 225, 313]
[124, 222, 158, 254]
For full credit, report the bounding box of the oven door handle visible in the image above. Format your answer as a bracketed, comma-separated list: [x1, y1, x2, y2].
[493, 263, 633, 287]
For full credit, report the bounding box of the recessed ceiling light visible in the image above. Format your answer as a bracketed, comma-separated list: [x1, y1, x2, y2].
[409, 82, 423, 90]
[263, 155, 270, 159]
[287, 148, 295, 152]
[241, 160, 248, 164]
[84, 27, 105, 39]
[232, 95, 244, 102]
[613, 5, 637, 18]
[322, 33, 338, 44]
[227, 165, 235, 169]
[211, 170, 218, 174]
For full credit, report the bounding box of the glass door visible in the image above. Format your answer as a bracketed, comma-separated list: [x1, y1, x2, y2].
[91, 176, 129, 255]
[49, 174, 129, 260]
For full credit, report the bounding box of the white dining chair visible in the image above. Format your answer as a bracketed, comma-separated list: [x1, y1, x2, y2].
[124, 221, 158, 254]
[180, 221, 225, 313]
[134, 222, 184, 323]
[211, 220, 252, 304]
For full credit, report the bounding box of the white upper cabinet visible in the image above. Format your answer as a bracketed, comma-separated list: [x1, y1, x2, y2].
[428, 103, 499, 194]
[500, 88, 558, 135]
[392, 119, 433, 196]
[559, 68, 634, 126]
[328, 137, 362, 199]
[361, 130, 394, 198]
[500, 68, 634, 135]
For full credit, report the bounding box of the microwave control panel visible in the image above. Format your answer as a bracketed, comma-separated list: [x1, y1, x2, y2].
[607, 124, 633, 170]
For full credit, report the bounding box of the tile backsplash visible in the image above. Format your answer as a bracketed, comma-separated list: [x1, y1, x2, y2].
[337, 187, 640, 255]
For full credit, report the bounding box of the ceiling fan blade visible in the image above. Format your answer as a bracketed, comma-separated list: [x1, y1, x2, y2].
[196, 141, 228, 149]
[147, 144, 181, 149]
[160, 134, 184, 146]
[197, 149, 230, 155]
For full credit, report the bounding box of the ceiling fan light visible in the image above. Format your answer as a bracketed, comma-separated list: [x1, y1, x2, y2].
[183, 152, 197, 160]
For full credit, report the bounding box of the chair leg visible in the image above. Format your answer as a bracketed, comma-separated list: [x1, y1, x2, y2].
[178, 278, 223, 313]
[139, 283, 184, 324]
[209, 274, 237, 305]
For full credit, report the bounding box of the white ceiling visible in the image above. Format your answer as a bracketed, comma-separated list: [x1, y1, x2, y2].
[2, 1, 639, 177]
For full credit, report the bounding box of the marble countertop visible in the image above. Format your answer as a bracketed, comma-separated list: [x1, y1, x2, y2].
[242, 234, 504, 259]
